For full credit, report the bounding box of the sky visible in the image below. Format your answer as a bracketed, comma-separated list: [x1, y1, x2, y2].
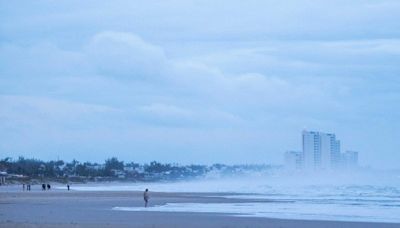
[0, 0, 399, 168]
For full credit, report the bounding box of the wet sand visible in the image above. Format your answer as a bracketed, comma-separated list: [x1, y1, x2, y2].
[0, 187, 399, 228]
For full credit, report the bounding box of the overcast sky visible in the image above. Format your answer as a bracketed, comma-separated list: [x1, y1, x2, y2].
[1, 0, 399, 168]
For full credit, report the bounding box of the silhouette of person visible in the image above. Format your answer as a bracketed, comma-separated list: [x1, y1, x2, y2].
[144, 189, 149, 207]
[47, 184, 51, 190]
[42, 184, 46, 191]
[67, 184, 70, 191]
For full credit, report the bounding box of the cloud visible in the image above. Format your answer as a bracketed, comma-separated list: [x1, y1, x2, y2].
[0, 95, 119, 128]
[139, 103, 192, 118]
[85, 31, 167, 80]
[2, 31, 393, 129]
[0, 42, 88, 78]
[4, 0, 400, 42]
[193, 39, 400, 78]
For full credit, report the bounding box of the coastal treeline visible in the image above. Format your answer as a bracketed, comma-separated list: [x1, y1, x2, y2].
[0, 157, 273, 182]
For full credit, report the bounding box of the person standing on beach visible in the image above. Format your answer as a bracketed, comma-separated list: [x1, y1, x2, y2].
[42, 184, 46, 191]
[67, 184, 70, 191]
[144, 189, 149, 207]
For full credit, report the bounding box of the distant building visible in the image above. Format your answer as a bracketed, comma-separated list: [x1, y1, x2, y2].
[123, 166, 135, 172]
[0, 171, 7, 185]
[87, 164, 105, 170]
[302, 130, 341, 171]
[286, 130, 359, 172]
[341, 151, 358, 169]
[284, 151, 302, 170]
[111, 169, 126, 178]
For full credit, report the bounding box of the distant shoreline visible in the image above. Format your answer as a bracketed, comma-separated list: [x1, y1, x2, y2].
[1, 177, 157, 185]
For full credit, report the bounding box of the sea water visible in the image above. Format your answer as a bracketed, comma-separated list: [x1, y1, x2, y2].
[72, 171, 400, 222]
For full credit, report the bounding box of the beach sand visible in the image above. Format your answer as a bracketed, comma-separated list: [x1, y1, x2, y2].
[0, 187, 399, 228]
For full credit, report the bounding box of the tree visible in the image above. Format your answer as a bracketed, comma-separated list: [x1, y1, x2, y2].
[0, 157, 12, 171]
[104, 157, 123, 176]
[145, 161, 171, 173]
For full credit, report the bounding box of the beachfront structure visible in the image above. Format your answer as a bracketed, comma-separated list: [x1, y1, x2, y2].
[0, 171, 6, 185]
[341, 151, 358, 169]
[284, 151, 302, 170]
[302, 130, 341, 171]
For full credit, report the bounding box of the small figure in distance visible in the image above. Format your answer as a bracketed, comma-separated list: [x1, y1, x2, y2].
[23, 184, 25, 191]
[27, 184, 31, 191]
[47, 184, 51, 190]
[67, 184, 70, 191]
[144, 189, 150, 208]
[42, 183, 46, 191]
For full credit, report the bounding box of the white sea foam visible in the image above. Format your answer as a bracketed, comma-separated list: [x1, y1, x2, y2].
[113, 201, 400, 223]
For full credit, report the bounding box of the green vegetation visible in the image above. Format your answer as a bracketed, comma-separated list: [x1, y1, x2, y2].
[0, 156, 274, 183]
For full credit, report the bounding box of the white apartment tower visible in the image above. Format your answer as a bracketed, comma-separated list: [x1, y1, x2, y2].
[302, 130, 341, 171]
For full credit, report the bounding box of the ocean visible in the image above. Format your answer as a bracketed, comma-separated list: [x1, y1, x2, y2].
[72, 171, 400, 222]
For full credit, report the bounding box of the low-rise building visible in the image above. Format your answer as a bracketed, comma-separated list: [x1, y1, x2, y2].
[284, 151, 302, 170]
[341, 151, 358, 169]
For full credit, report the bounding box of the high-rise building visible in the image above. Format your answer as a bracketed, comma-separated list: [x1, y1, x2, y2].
[302, 130, 341, 171]
[302, 131, 320, 170]
[284, 151, 302, 170]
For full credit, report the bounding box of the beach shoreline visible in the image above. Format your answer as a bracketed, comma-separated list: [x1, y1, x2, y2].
[1, 187, 399, 228]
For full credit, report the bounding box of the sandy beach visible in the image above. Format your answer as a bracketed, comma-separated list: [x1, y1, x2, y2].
[0, 186, 399, 228]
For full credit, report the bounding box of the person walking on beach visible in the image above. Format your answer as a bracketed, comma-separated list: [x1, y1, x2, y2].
[67, 184, 70, 191]
[144, 189, 149, 207]
[47, 184, 51, 190]
[42, 183, 46, 191]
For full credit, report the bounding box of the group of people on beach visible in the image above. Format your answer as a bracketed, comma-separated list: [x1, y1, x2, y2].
[42, 183, 51, 190]
[23, 183, 150, 207]
[22, 184, 149, 209]
[22, 184, 31, 191]
[22, 183, 71, 191]
[22, 183, 51, 191]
